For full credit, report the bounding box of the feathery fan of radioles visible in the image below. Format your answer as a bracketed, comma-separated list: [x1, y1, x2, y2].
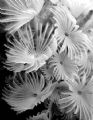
[1, 0, 93, 120]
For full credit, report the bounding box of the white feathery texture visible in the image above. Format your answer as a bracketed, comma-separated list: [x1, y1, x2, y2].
[49, 50, 78, 81]
[61, 0, 93, 18]
[59, 75, 93, 120]
[2, 72, 54, 113]
[79, 50, 93, 77]
[1, 0, 93, 119]
[49, 5, 93, 60]
[5, 21, 57, 73]
[40, 64, 54, 81]
[0, 0, 44, 32]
